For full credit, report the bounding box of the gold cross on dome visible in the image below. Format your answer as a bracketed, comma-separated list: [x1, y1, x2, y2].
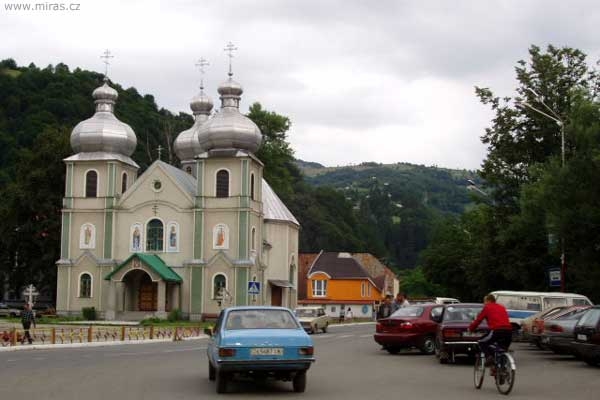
[100, 49, 114, 81]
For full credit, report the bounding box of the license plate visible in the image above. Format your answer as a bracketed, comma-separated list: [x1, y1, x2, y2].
[250, 347, 283, 356]
[463, 332, 480, 338]
[577, 334, 588, 342]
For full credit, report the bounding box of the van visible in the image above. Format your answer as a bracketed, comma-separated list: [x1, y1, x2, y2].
[490, 290, 593, 329]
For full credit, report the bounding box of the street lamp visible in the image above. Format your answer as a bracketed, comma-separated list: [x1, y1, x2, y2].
[516, 91, 566, 291]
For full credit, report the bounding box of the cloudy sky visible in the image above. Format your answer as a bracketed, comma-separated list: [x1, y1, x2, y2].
[2, 0, 599, 169]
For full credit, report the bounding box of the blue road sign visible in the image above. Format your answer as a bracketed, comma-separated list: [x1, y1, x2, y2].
[547, 266, 561, 288]
[248, 281, 261, 295]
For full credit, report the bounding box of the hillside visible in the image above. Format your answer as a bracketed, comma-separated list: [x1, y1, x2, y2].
[300, 161, 480, 215]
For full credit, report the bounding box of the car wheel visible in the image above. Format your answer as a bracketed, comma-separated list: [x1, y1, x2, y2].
[293, 371, 307, 393]
[322, 323, 328, 333]
[208, 361, 216, 381]
[420, 336, 436, 355]
[216, 371, 228, 393]
[387, 347, 401, 355]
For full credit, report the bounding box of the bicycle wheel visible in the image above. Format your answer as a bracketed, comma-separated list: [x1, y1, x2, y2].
[495, 352, 515, 395]
[473, 352, 485, 389]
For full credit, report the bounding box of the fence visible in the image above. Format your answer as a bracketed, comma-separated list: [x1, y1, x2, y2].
[0, 325, 205, 347]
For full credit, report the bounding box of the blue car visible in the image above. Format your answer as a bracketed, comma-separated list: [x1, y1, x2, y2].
[206, 306, 316, 393]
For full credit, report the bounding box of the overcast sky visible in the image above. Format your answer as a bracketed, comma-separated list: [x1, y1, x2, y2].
[2, 0, 599, 170]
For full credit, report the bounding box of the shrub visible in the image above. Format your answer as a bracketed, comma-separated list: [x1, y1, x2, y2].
[168, 308, 182, 322]
[81, 307, 96, 321]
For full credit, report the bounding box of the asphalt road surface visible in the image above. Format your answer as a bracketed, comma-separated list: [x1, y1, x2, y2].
[1, 324, 599, 399]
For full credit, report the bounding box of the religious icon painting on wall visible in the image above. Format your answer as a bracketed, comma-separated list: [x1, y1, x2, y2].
[167, 222, 179, 252]
[213, 224, 229, 250]
[79, 223, 96, 249]
[131, 223, 143, 252]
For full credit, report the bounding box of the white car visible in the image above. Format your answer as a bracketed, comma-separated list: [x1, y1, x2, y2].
[0, 303, 21, 318]
[295, 307, 329, 334]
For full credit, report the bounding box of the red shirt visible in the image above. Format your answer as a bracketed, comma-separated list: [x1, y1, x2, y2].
[469, 302, 512, 331]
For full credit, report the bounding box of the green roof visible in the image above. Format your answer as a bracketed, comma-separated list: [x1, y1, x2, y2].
[105, 253, 182, 283]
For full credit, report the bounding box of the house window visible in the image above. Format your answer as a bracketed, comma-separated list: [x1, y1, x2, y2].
[146, 219, 164, 251]
[250, 173, 255, 200]
[85, 170, 98, 197]
[121, 172, 128, 194]
[216, 170, 229, 198]
[312, 280, 327, 297]
[361, 282, 366, 297]
[185, 166, 192, 175]
[251, 227, 256, 251]
[213, 274, 227, 299]
[79, 273, 92, 298]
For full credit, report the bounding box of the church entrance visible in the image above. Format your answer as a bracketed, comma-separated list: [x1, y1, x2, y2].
[271, 285, 282, 306]
[122, 269, 157, 312]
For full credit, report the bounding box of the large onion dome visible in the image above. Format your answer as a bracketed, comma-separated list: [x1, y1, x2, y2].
[174, 87, 214, 161]
[196, 73, 262, 153]
[70, 80, 137, 156]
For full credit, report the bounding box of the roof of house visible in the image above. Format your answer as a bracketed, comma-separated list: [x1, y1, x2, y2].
[308, 252, 373, 279]
[105, 253, 183, 283]
[157, 161, 197, 197]
[297, 253, 320, 300]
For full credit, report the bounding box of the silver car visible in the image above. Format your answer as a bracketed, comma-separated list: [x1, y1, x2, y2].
[0, 303, 21, 318]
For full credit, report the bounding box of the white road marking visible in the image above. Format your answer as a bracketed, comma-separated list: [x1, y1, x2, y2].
[339, 335, 354, 338]
[360, 334, 372, 338]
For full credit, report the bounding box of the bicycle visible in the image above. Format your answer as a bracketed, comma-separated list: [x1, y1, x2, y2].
[474, 342, 516, 395]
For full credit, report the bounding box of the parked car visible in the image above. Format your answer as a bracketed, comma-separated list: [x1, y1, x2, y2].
[373, 303, 443, 355]
[530, 305, 589, 348]
[540, 307, 591, 356]
[412, 297, 460, 305]
[0, 302, 20, 318]
[205, 306, 315, 393]
[529, 305, 571, 347]
[434, 303, 488, 364]
[572, 305, 600, 366]
[294, 306, 329, 334]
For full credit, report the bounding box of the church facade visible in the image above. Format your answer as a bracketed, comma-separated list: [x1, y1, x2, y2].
[56, 66, 299, 320]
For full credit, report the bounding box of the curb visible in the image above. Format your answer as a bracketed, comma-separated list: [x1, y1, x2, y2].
[329, 322, 376, 328]
[0, 335, 208, 352]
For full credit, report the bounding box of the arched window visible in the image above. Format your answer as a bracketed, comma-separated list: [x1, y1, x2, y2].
[289, 255, 296, 287]
[213, 274, 227, 299]
[216, 170, 229, 198]
[79, 273, 92, 298]
[146, 219, 164, 251]
[185, 166, 192, 175]
[250, 173, 255, 200]
[251, 227, 256, 251]
[121, 172, 128, 194]
[85, 170, 98, 197]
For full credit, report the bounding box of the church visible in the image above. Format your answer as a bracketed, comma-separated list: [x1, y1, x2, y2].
[55, 55, 300, 320]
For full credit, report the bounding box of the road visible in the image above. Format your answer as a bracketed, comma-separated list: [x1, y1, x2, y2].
[1, 324, 599, 399]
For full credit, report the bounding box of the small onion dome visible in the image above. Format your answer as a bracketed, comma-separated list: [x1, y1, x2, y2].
[174, 90, 213, 161]
[197, 76, 262, 153]
[190, 91, 214, 114]
[70, 82, 137, 156]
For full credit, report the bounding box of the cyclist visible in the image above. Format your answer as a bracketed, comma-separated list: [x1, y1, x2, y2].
[469, 294, 513, 368]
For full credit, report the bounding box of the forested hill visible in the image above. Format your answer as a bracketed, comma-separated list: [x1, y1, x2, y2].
[299, 162, 478, 215]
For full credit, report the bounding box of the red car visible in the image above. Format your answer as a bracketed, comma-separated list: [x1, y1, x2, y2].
[434, 303, 489, 364]
[374, 304, 443, 355]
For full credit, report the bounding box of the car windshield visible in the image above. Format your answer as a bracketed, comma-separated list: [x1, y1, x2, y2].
[225, 309, 300, 330]
[390, 306, 424, 317]
[295, 309, 316, 318]
[443, 306, 482, 322]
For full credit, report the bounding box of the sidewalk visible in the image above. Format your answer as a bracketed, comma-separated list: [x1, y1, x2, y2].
[0, 335, 208, 352]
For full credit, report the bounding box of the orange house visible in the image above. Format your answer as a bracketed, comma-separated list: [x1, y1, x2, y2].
[299, 251, 383, 319]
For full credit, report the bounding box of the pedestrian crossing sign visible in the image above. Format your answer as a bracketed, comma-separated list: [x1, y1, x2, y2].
[248, 281, 261, 294]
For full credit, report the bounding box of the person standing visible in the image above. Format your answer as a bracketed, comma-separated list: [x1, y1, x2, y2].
[345, 307, 353, 322]
[377, 295, 394, 319]
[338, 307, 345, 323]
[20, 303, 36, 344]
[392, 292, 410, 312]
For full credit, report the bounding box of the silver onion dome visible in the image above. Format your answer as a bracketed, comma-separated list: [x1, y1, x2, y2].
[174, 88, 214, 161]
[197, 74, 262, 153]
[70, 81, 137, 156]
